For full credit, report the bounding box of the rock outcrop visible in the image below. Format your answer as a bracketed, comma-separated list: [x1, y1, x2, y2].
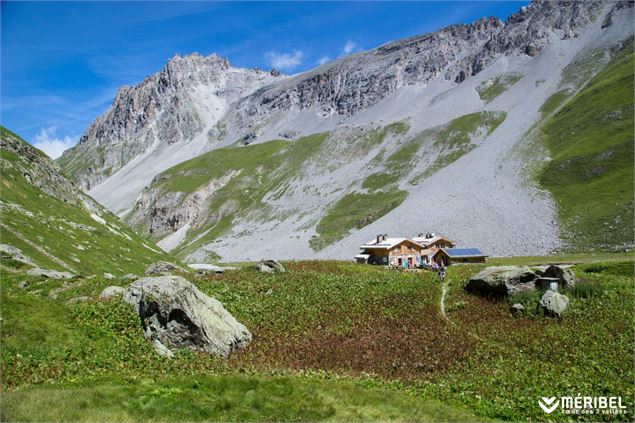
[257, 260, 285, 273]
[122, 276, 252, 357]
[466, 264, 577, 297]
[466, 266, 538, 297]
[144, 261, 184, 275]
[26, 268, 75, 279]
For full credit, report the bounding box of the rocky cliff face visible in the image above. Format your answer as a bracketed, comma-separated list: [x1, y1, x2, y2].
[59, 1, 612, 193]
[58, 54, 275, 190]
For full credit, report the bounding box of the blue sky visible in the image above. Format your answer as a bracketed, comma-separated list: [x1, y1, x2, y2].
[1, 1, 527, 158]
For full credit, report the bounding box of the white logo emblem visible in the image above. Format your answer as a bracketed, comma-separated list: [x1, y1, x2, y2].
[539, 397, 560, 414]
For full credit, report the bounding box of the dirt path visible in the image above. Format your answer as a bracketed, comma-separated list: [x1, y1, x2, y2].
[439, 279, 491, 345]
[439, 280, 449, 321]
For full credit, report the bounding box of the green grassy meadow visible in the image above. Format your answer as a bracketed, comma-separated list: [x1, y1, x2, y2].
[2, 255, 633, 421]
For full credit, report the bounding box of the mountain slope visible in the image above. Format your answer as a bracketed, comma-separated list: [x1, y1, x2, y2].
[537, 38, 634, 250]
[0, 127, 175, 275]
[57, 1, 634, 261]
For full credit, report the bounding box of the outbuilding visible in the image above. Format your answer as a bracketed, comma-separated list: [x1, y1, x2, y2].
[432, 248, 487, 265]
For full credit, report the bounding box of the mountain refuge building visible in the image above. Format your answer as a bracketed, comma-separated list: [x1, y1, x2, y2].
[356, 233, 487, 267]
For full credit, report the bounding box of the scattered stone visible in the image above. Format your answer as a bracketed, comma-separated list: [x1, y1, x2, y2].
[189, 263, 237, 275]
[27, 267, 75, 279]
[278, 130, 299, 139]
[510, 303, 525, 316]
[103, 272, 115, 280]
[540, 290, 569, 318]
[123, 276, 252, 357]
[0, 244, 36, 266]
[18, 281, 28, 290]
[144, 261, 183, 275]
[122, 273, 138, 281]
[465, 266, 537, 297]
[67, 296, 91, 305]
[189, 264, 225, 274]
[256, 260, 285, 274]
[100, 286, 126, 299]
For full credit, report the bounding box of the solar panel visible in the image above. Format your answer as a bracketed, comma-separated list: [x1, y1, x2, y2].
[444, 248, 483, 257]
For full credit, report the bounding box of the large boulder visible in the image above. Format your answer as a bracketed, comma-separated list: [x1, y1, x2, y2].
[257, 260, 285, 273]
[144, 261, 183, 275]
[540, 290, 569, 318]
[466, 266, 538, 297]
[123, 276, 252, 358]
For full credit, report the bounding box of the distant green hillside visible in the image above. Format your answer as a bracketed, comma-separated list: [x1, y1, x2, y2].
[537, 39, 634, 250]
[0, 127, 175, 275]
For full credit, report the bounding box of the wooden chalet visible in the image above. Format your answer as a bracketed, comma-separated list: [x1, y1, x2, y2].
[432, 248, 488, 265]
[356, 234, 425, 268]
[412, 233, 456, 265]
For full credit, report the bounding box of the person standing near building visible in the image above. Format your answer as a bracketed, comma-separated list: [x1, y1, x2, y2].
[438, 265, 446, 282]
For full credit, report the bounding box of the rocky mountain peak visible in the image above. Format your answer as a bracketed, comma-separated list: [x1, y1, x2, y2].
[59, 0, 624, 194]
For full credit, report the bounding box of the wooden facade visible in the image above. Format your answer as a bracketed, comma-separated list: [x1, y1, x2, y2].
[358, 236, 425, 268]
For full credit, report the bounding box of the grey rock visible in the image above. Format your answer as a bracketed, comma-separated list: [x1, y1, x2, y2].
[100, 285, 126, 299]
[0, 244, 35, 267]
[144, 261, 183, 275]
[278, 130, 299, 139]
[257, 259, 285, 273]
[188, 263, 235, 274]
[18, 281, 28, 290]
[122, 276, 252, 357]
[103, 272, 115, 280]
[510, 303, 525, 316]
[540, 290, 569, 318]
[27, 267, 75, 279]
[122, 273, 138, 281]
[466, 266, 538, 297]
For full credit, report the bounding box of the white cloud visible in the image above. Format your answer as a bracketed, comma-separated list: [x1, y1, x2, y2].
[317, 56, 331, 66]
[342, 40, 357, 55]
[32, 126, 77, 159]
[265, 50, 303, 71]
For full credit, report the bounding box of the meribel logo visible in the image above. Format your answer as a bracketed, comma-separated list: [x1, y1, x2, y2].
[539, 395, 628, 416]
[539, 397, 559, 414]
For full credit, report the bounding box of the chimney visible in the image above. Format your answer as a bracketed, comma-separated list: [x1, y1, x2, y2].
[376, 234, 382, 244]
[383, 234, 388, 241]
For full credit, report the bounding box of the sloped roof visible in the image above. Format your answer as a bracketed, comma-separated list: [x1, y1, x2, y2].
[412, 235, 456, 247]
[361, 237, 425, 250]
[440, 248, 486, 257]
